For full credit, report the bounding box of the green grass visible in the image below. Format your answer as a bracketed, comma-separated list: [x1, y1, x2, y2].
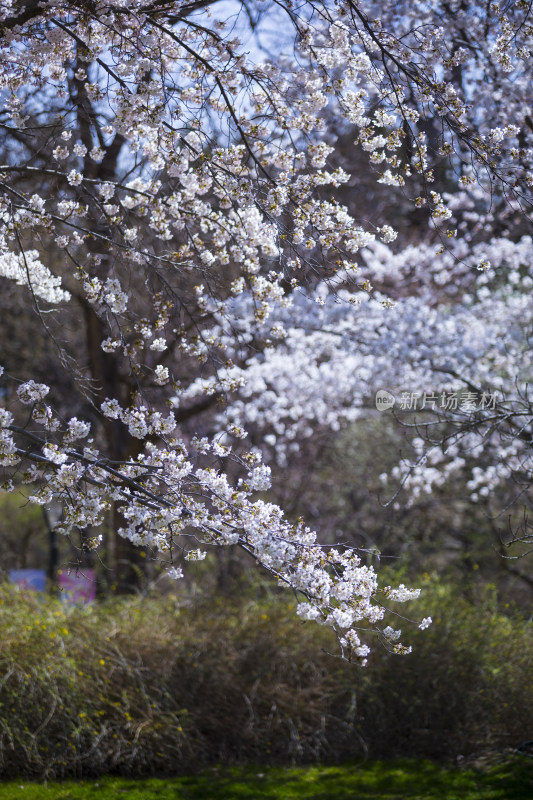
[1, 760, 532, 800]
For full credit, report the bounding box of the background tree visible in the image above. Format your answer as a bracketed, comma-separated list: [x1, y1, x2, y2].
[0, 0, 531, 657]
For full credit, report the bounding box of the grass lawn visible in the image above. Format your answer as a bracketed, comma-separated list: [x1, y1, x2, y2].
[1, 759, 532, 799]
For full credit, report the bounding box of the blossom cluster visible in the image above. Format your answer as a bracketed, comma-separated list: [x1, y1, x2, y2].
[0, 0, 530, 658]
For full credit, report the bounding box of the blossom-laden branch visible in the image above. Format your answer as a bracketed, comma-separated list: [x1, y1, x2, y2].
[0, 1, 531, 658]
[0, 376, 423, 664]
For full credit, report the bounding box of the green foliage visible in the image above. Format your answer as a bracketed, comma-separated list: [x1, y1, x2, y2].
[0, 491, 49, 570]
[1, 760, 532, 800]
[0, 577, 532, 779]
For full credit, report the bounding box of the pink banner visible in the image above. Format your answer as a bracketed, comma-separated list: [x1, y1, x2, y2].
[58, 569, 96, 604]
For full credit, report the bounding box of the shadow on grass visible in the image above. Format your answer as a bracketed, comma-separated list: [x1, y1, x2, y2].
[2, 759, 532, 800]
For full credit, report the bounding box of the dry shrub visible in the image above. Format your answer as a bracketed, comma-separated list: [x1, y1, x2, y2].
[0, 576, 531, 779]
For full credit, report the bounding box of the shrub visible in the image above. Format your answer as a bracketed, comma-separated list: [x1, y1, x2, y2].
[0, 576, 531, 778]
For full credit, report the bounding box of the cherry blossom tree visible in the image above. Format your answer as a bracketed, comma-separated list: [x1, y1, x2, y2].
[0, 0, 531, 660]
